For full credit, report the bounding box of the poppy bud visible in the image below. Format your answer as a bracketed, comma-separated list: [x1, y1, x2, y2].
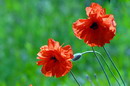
[72, 53, 82, 61]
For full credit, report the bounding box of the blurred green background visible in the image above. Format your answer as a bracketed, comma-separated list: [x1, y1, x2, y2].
[0, 0, 130, 86]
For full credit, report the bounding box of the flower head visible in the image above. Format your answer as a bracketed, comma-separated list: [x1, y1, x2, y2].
[37, 39, 74, 77]
[72, 3, 116, 47]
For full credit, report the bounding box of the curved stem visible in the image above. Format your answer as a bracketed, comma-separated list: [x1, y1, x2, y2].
[103, 46, 125, 86]
[70, 70, 81, 86]
[82, 51, 95, 55]
[96, 51, 121, 86]
[81, 51, 101, 55]
[92, 47, 111, 86]
[81, 50, 120, 85]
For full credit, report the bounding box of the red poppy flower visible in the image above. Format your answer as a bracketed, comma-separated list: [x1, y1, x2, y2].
[72, 3, 116, 47]
[37, 39, 74, 78]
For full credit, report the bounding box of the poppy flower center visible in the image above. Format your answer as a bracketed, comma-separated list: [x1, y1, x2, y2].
[90, 22, 98, 30]
[51, 56, 57, 62]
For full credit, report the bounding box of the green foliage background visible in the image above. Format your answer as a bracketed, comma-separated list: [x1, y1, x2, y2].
[0, 0, 130, 86]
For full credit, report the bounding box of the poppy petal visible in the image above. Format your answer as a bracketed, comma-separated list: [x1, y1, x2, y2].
[37, 39, 73, 77]
[72, 3, 116, 47]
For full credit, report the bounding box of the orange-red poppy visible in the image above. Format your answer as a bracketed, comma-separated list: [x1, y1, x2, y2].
[37, 39, 74, 78]
[72, 3, 116, 47]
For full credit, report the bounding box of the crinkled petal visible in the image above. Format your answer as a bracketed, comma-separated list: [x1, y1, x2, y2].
[37, 39, 73, 77]
[55, 61, 72, 78]
[41, 66, 52, 77]
[48, 39, 60, 50]
[73, 19, 92, 39]
[86, 3, 106, 18]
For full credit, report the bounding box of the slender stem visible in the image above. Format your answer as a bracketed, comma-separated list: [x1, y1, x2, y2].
[70, 70, 81, 86]
[82, 51, 95, 55]
[103, 46, 125, 86]
[82, 51, 103, 55]
[92, 47, 111, 86]
[96, 51, 121, 86]
[81, 50, 120, 85]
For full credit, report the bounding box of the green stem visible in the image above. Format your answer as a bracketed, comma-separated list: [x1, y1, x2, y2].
[82, 51, 96, 55]
[82, 50, 120, 85]
[96, 51, 121, 86]
[70, 70, 81, 86]
[103, 46, 125, 86]
[92, 47, 111, 86]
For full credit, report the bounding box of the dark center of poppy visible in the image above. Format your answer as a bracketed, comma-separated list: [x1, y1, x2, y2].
[90, 22, 98, 30]
[51, 56, 57, 62]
